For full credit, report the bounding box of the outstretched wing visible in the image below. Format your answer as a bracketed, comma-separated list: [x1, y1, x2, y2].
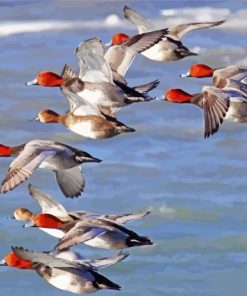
[12, 247, 91, 273]
[55, 223, 107, 251]
[75, 37, 113, 84]
[28, 184, 70, 219]
[123, 5, 155, 33]
[54, 166, 85, 199]
[61, 86, 102, 116]
[79, 252, 129, 269]
[198, 86, 230, 138]
[105, 29, 168, 77]
[1, 143, 56, 193]
[169, 20, 225, 40]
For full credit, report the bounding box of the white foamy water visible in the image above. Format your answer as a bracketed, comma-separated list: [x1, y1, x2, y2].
[1, 7, 247, 38]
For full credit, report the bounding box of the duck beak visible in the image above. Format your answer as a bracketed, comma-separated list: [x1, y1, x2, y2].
[23, 221, 35, 228]
[29, 116, 40, 122]
[6, 216, 15, 219]
[179, 71, 191, 78]
[105, 40, 112, 47]
[25, 78, 38, 86]
[0, 259, 7, 266]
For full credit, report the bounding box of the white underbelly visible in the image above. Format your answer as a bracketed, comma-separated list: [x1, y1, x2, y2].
[84, 231, 126, 249]
[141, 40, 177, 61]
[69, 121, 97, 139]
[84, 236, 113, 249]
[48, 272, 82, 294]
[48, 270, 95, 294]
[78, 89, 105, 105]
[40, 227, 64, 238]
[39, 156, 75, 170]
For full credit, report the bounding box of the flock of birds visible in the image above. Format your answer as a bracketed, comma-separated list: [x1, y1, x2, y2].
[1, 4, 247, 295]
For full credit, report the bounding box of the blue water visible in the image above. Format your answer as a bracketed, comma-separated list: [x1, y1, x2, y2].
[0, 0, 247, 295]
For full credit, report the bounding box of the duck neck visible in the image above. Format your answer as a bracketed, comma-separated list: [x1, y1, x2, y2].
[40, 111, 66, 125]
[57, 114, 66, 125]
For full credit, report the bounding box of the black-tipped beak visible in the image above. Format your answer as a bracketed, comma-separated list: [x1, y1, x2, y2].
[23, 221, 35, 228]
[179, 72, 191, 78]
[29, 116, 40, 122]
[6, 216, 15, 220]
[0, 259, 7, 266]
[25, 78, 38, 86]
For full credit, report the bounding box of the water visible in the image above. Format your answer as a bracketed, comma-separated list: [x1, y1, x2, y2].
[0, 0, 247, 295]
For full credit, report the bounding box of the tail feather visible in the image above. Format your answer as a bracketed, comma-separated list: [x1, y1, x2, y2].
[133, 79, 160, 94]
[92, 271, 121, 291]
[126, 235, 153, 247]
[124, 95, 156, 104]
[121, 126, 135, 133]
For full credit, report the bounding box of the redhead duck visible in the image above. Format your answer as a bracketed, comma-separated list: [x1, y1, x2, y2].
[123, 5, 224, 61]
[1, 246, 123, 293]
[164, 86, 230, 138]
[0, 139, 101, 198]
[180, 64, 247, 122]
[26, 38, 158, 113]
[12, 183, 150, 225]
[24, 213, 153, 250]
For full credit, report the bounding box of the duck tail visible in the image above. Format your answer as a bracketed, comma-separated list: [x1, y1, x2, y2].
[92, 271, 121, 291]
[133, 79, 160, 94]
[124, 94, 156, 104]
[119, 125, 135, 133]
[126, 235, 153, 247]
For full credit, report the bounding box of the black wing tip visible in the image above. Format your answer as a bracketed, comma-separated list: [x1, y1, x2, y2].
[65, 191, 82, 199]
[148, 79, 160, 91]
[123, 4, 130, 11]
[204, 123, 220, 139]
[145, 210, 152, 216]
[215, 19, 226, 26]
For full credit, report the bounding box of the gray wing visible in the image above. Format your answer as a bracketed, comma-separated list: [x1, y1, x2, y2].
[54, 166, 85, 199]
[105, 45, 136, 78]
[55, 224, 107, 251]
[199, 86, 230, 138]
[224, 79, 247, 99]
[79, 252, 129, 269]
[1, 146, 56, 193]
[75, 37, 113, 84]
[123, 5, 155, 33]
[169, 20, 225, 39]
[12, 247, 90, 272]
[122, 29, 168, 53]
[133, 80, 160, 94]
[229, 71, 247, 86]
[28, 184, 71, 219]
[61, 86, 102, 116]
[214, 66, 247, 81]
[113, 210, 151, 224]
[61, 64, 77, 82]
[105, 29, 168, 77]
[60, 67, 102, 116]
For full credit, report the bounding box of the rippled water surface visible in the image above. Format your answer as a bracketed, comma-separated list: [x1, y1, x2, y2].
[0, 1, 247, 295]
